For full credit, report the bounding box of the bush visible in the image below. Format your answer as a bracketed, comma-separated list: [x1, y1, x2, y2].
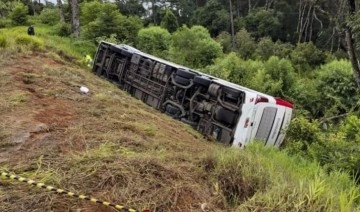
[235, 28, 256, 59]
[290, 42, 326, 72]
[54, 22, 72, 37]
[308, 135, 360, 183]
[136, 26, 171, 58]
[339, 115, 360, 142]
[160, 9, 179, 33]
[255, 37, 275, 60]
[15, 34, 43, 50]
[246, 56, 295, 97]
[0, 19, 12, 28]
[0, 35, 7, 48]
[39, 8, 59, 25]
[315, 60, 359, 119]
[82, 3, 142, 44]
[169, 25, 222, 68]
[216, 31, 232, 53]
[284, 116, 322, 155]
[9, 3, 28, 26]
[204, 52, 242, 80]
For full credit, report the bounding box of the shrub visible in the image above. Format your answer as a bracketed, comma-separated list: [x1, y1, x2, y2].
[136, 26, 171, 58]
[160, 9, 179, 33]
[315, 60, 359, 119]
[216, 31, 232, 53]
[9, 2, 28, 26]
[15, 34, 43, 50]
[39, 8, 59, 25]
[169, 25, 223, 68]
[235, 28, 256, 59]
[290, 42, 326, 72]
[54, 22, 72, 37]
[255, 37, 275, 60]
[308, 135, 360, 183]
[284, 116, 322, 155]
[339, 115, 360, 142]
[0, 35, 7, 48]
[0, 19, 12, 28]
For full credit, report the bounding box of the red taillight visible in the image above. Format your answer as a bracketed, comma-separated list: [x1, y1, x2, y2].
[255, 96, 269, 104]
[244, 118, 249, 128]
[275, 98, 293, 108]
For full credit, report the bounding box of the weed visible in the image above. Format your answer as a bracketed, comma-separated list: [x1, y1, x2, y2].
[9, 92, 29, 107]
[15, 34, 44, 51]
[0, 35, 7, 48]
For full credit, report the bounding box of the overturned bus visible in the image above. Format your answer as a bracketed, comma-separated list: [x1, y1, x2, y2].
[92, 41, 293, 148]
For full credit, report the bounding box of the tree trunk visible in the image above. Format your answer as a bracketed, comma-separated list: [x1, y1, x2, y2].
[70, 0, 80, 38]
[229, 0, 235, 51]
[346, 0, 360, 87]
[57, 0, 65, 23]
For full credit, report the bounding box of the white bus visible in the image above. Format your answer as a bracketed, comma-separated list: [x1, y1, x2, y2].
[92, 41, 293, 148]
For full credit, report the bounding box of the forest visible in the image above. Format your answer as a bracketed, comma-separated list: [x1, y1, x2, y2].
[1, 0, 360, 187]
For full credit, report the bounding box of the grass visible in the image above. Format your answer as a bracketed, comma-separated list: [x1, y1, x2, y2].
[0, 24, 359, 212]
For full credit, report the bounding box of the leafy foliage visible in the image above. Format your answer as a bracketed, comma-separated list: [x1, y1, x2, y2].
[160, 9, 179, 33]
[191, 0, 229, 36]
[169, 25, 222, 68]
[54, 22, 72, 37]
[216, 31, 232, 53]
[39, 8, 59, 25]
[82, 3, 143, 44]
[255, 37, 276, 60]
[136, 26, 171, 58]
[244, 8, 281, 40]
[204, 52, 243, 80]
[235, 29, 256, 59]
[316, 60, 359, 118]
[9, 2, 28, 26]
[290, 42, 326, 72]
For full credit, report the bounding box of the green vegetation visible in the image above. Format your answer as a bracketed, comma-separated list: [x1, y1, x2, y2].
[136, 26, 171, 58]
[0, 0, 360, 211]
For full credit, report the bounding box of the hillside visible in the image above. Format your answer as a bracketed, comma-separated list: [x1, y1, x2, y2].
[0, 28, 359, 212]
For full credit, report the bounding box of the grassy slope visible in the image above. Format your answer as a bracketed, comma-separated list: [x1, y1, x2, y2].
[0, 26, 359, 212]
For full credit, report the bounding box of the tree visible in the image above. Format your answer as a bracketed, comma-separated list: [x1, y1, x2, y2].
[160, 9, 179, 33]
[116, 0, 146, 17]
[82, 3, 143, 44]
[244, 8, 281, 40]
[9, 2, 28, 26]
[191, 0, 230, 36]
[235, 28, 256, 59]
[169, 25, 223, 68]
[136, 26, 171, 58]
[345, 0, 360, 88]
[57, 0, 65, 23]
[70, 0, 80, 38]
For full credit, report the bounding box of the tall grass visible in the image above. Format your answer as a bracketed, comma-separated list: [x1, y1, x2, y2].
[0, 25, 96, 60]
[203, 143, 360, 211]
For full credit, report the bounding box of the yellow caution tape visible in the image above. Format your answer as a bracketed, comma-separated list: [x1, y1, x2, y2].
[1, 172, 140, 212]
